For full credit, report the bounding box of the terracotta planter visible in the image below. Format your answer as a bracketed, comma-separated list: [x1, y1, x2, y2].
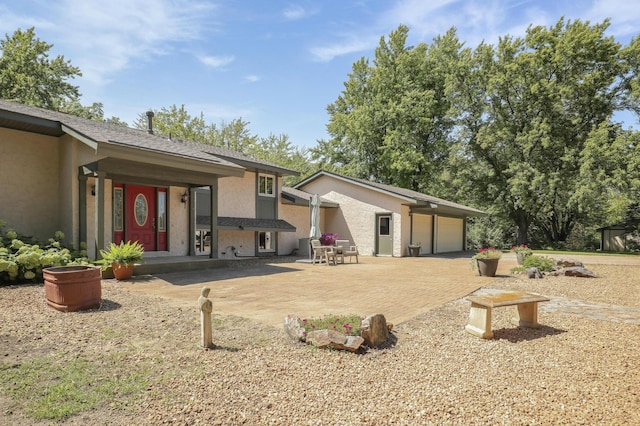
[408, 246, 421, 257]
[476, 258, 500, 277]
[43, 266, 102, 312]
[112, 263, 134, 280]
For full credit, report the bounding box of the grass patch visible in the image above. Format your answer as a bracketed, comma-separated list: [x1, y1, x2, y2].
[0, 355, 150, 420]
[299, 314, 362, 336]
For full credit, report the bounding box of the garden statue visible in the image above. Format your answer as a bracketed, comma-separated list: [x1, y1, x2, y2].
[198, 286, 214, 349]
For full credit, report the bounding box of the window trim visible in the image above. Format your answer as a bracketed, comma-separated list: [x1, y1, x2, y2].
[258, 173, 275, 197]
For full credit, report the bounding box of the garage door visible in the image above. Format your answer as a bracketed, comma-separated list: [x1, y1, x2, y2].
[436, 217, 463, 253]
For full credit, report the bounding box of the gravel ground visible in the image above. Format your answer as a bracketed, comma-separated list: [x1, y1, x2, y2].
[1, 263, 639, 425]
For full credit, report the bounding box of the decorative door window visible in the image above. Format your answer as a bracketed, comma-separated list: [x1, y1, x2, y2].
[157, 191, 166, 231]
[114, 188, 124, 231]
[134, 193, 148, 226]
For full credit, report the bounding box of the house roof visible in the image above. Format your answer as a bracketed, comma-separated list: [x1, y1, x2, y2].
[294, 170, 486, 217]
[0, 99, 298, 177]
[281, 186, 339, 207]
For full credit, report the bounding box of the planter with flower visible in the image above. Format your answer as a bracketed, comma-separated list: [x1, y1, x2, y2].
[511, 244, 533, 265]
[319, 233, 338, 246]
[471, 247, 503, 277]
[99, 240, 144, 280]
[408, 242, 421, 257]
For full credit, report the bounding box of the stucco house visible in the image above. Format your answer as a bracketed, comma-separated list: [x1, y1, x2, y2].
[0, 100, 298, 260]
[291, 170, 485, 257]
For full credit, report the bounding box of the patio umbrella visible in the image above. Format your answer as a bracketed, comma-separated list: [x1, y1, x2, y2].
[309, 193, 321, 240]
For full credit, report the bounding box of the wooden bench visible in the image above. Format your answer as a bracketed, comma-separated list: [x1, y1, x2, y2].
[465, 291, 550, 339]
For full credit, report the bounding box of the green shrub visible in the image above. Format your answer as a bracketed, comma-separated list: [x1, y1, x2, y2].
[0, 220, 92, 285]
[523, 255, 555, 272]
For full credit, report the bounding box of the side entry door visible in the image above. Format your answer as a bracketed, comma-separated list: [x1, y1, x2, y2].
[376, 213, 393, 256]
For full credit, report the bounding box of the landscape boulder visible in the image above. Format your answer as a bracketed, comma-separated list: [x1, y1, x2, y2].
[284, 315, 306, 342]
[306, 329, 364, 352]
[361, 314, 389, 348]
[526, 267, 544, 279]
[555, 258, 584, 268]
[555, 266, 597, 278]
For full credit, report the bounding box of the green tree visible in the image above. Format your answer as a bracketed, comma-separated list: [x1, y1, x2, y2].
[449, 18, 631, 246]
[133, 104, 209, 142]
[247, 133, 314, 185]
[0, 27, 81, 109]
[314, 25, 459, 193]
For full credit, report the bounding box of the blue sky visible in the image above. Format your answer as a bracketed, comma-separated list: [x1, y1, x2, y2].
[1, 0, 639, 148]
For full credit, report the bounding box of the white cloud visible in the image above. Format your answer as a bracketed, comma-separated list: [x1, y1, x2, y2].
[283, 5, 306, 20]
[585, 0, 640, 39]
[43, 0, 218, 84]
[199, 55, 235, 68]
[310, 34, 378, 62]
[244, 75, 260, 83]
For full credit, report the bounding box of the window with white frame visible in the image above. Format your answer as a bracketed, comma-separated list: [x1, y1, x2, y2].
[258, 174, 275, 197]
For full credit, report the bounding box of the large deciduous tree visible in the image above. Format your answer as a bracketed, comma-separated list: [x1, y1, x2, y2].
[314, 25, 459, 193]
[448, 18, 631, 245]
[0, 27, 81, 109]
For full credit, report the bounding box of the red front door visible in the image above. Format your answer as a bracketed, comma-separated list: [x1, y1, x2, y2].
[126, 185, 156, 251]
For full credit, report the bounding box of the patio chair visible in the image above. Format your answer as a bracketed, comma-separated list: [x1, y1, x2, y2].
[311, 239, 332, 265]
[335, 239, 359, 263]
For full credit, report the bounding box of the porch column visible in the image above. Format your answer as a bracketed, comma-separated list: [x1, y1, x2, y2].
[432, 215, 437, 255]
[463, 217, 467, 251]
[188, 187, 195, 256]
[209, 178, 219, 259]
[78, 173, 87, 251]
[95, 171, 106, 258]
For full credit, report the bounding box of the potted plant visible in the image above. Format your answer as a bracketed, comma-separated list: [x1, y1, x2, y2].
[511, 244, 533, 265]
[319, 233, 338, 246]
[408, 242, 421, 257]
[99, 240, 144, 280]
[471, 247, 503, 277]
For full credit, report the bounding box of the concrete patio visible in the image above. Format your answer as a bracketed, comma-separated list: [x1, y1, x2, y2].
[117, 252, 639, 328]
[118, 252, 506, 327]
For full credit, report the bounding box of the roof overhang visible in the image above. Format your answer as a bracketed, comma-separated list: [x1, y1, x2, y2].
[0, 108, 63, 136]
[195, 216, 296, 232]
[214, 156, 299, 177]
[81, 157, 243, 187]
[281, 189, 339, 207]
[295, 171, 416, 203]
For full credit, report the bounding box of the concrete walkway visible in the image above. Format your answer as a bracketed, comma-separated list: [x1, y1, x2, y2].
[117, 252, 639, 328]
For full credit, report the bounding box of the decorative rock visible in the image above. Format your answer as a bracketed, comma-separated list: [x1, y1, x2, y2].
[361, 314, 389, 348]
[342, 336, 365, 352]
[555, 258, 584, 268]
[526, 267, 544, 279]
[305, 329, 364, 352]
[558, 266, 596, 278]
[284, 315, 307, 342]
